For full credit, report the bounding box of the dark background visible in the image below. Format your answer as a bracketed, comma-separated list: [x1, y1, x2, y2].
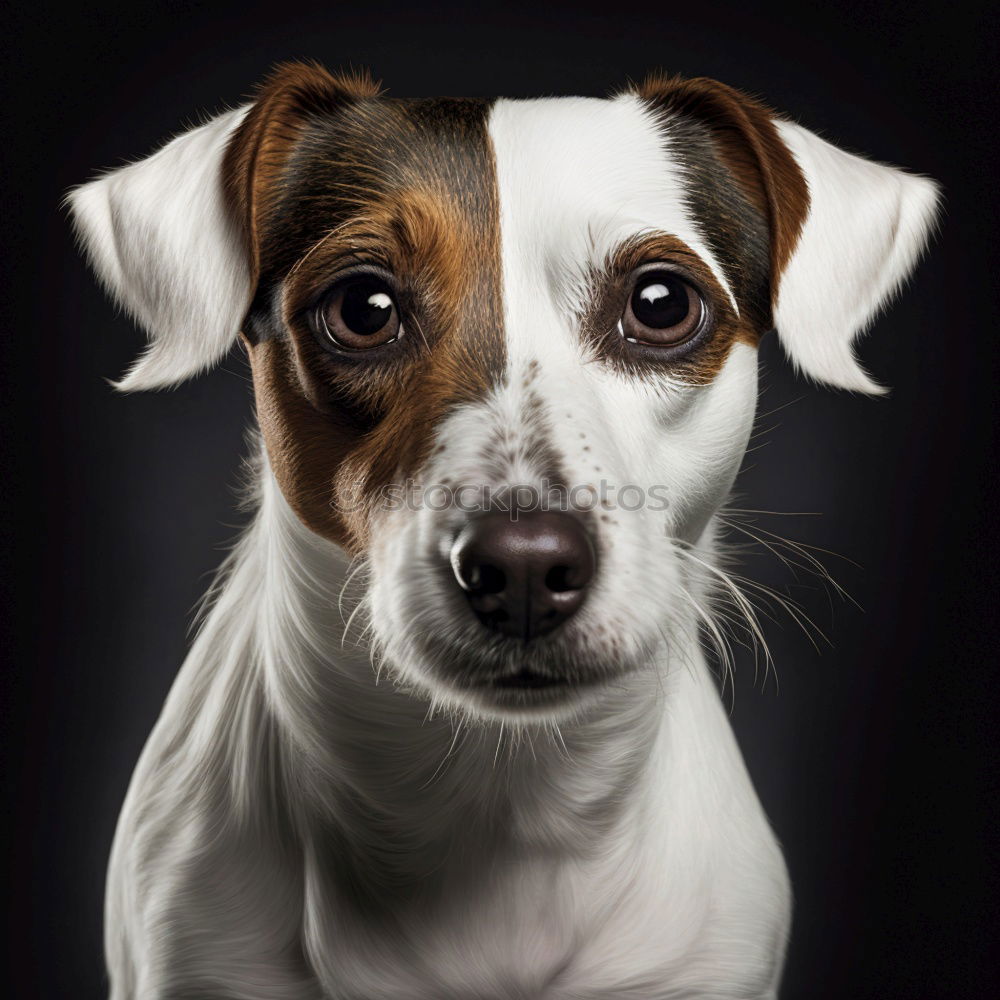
[2, 1, 997, 996]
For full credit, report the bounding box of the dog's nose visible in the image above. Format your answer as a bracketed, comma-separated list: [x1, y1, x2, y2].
[450, 511, 596, 640]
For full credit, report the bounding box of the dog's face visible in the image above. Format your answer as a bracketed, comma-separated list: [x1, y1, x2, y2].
[70, 64, 938, 721]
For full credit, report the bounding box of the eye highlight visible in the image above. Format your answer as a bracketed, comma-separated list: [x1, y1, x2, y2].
[316, 276, 402, 352]
[619, 269, 705, 348]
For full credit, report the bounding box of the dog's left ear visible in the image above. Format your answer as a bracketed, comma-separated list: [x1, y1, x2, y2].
[637, 75, 941, 393]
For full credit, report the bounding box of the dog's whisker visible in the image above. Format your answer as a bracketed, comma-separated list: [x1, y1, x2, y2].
[721, 512, 855, 586]
[341, 595, 371, 649]
[408, 311, 432, 351]
[676, 541, 776, 683]
[337, 556, 370, 623]
[523, 724, 538, 763]
[493, 721, 506, 769]
[690, 603, 738, 706]
[420, 717, 467, 790]
[728, 574, 831, 653]
[287, 213, 379, 279]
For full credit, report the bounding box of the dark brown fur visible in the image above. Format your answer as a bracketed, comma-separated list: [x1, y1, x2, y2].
[223, 63, 504, 551]
[634, 74, 811, 331]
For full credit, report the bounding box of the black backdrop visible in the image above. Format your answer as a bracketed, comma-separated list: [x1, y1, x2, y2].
[3, 1, 997, 997]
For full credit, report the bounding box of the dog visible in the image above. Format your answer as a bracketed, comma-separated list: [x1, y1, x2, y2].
[69, 62, 938, 999]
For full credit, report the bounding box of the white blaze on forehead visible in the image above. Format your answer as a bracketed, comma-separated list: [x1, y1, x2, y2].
[487, 93, 737, 369]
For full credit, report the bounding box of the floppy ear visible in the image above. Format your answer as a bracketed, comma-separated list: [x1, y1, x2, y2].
[67, 108, 253, 391]
[68, 62, 382, 391]
[771, 119, 940, 393]
[637, 75, 940, 394]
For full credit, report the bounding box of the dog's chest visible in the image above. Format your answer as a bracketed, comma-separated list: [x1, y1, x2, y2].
[314, 844, 783, 1000]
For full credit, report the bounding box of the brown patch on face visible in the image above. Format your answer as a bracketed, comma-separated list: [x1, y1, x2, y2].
[633, 73, 811, 325]
[224, 62, 382, 282]
[223, 63, 504, 552]
[581, 232, 753, 386]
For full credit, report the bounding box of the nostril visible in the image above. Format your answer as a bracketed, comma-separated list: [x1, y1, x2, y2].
[469, 563, 505, 595]
[544, 565, 577, 593]
[451, 535, 508, 595]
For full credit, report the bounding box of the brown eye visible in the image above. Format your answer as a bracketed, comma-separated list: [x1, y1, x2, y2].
[621, 270, 704, 346]
[317, 278, 402, 351]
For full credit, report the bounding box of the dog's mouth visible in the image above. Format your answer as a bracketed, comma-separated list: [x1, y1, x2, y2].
[470, 669, 589, 715]
[396, 585, 652, 717]
[396, 630, 643, 718]
[463, 656, 618, 715]
[490, 668, 570, 690]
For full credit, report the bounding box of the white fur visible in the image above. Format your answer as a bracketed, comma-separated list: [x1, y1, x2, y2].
[109, 465, 787, 1000]
[773, 120, 941, 393]
[486, 95, 739, 318]
[67, 108, 252, 390]
[76, 90, 940, 999]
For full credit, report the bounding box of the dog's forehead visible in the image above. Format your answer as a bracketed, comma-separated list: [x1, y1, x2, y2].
[266, 93, 735, 304]
[258, 95, 498, 280]
[487, 95, 736, 306]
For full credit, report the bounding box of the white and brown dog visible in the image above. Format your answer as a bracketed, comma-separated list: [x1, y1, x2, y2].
[70, 63, 938, 999]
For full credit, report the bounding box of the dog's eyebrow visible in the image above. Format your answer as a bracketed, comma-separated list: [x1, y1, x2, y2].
[287, 214, 389, 279]
[572, 225, 739, 317]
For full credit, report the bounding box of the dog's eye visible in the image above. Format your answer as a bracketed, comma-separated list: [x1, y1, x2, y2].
[620, 271, 704, 347]
[317, 278, 402, 351]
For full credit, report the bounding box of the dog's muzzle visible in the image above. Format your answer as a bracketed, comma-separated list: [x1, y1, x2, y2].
[390, 506, 638, 713]
[449, 510, 596, 642]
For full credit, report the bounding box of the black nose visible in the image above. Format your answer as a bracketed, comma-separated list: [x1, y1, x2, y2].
[450, 510, 596, 640]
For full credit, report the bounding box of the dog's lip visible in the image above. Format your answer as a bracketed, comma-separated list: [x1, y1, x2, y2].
[490, 668, 569, 690]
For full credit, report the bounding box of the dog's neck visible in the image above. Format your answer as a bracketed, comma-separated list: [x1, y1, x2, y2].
[200, 457, 721, 891]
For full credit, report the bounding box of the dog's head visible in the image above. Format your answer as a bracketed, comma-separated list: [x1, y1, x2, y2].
[70, 63, 938, 720]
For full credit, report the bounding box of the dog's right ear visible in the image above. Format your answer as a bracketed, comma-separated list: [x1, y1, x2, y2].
[67, 62, 379, 391]
[67, 108, 252, 391]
